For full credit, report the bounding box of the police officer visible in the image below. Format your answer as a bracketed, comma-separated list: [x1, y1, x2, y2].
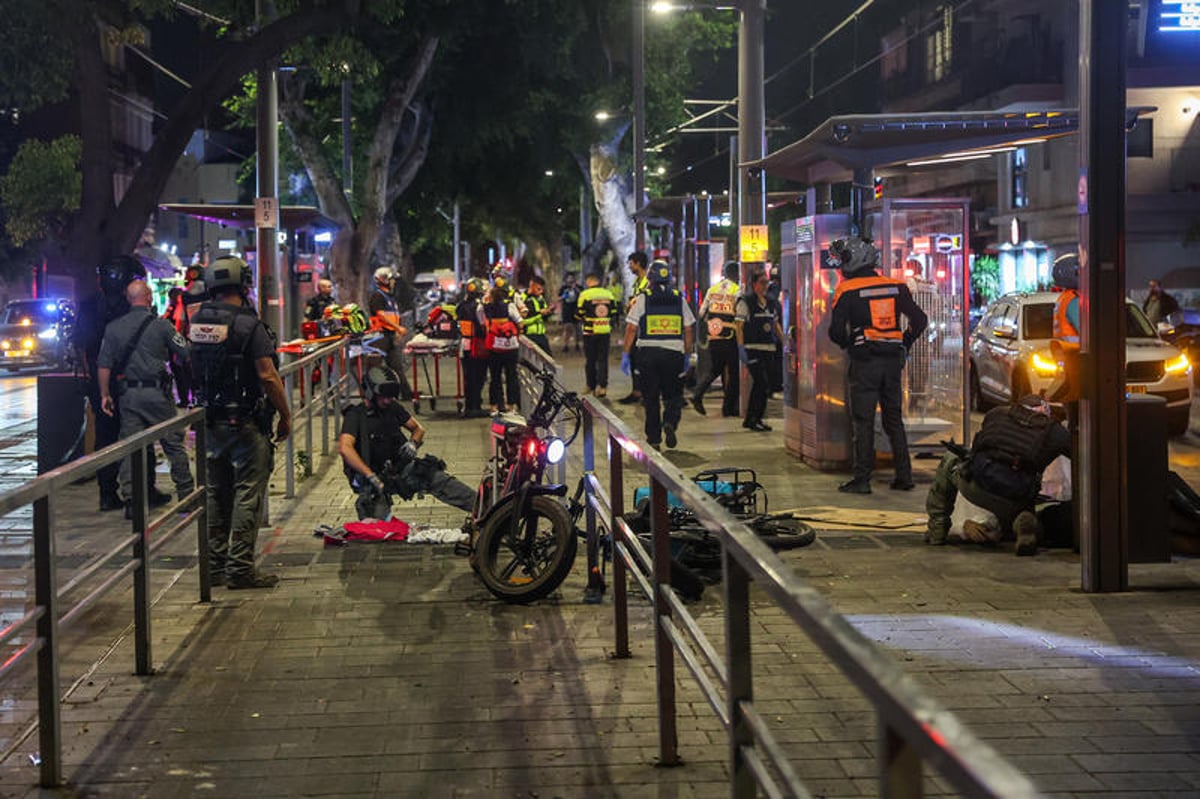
[617, 251, 651, 405]
[925, 395, 1070, 556]
[305, 278, 337, 322]
[97, 279, 194, 517]
[691, 260, 741, 417]
[576, 272, 616, 397]
[456, 278, 489, 418]
[621, 261, 695, 449]
[339, 366, 476, 521]
[520, 275, 552, 355]
[736, 267, 784, 432]
[189, 257, 292, 589]
[828, 237, 928, 494]
[73, 256, 166, 512]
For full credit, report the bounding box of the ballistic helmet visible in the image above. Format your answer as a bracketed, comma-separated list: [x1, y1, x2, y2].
[1052, 253, 1079, 291]
[97, 255, 147, 299]
[205, 256, 253, 293]
[362, 365, 402, 403]
[828, 237, 879, 277]
[649, 260, 672, 286]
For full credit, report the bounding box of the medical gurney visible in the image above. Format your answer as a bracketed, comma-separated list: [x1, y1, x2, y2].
[404, 332, 462, 414]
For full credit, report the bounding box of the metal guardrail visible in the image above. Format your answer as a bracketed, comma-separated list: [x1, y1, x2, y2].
[574, 397, 1041, 798]
[275, 338, 355, 502]
[0, 408, 208, 788]
[0, 336, 352, 788]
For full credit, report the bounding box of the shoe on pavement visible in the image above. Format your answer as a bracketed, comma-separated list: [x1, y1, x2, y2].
[890, 479, 915, 491]
[226, 572, 280, 590]
[581, 387, 593, 395]
[648, 441, 661, 451]
[664, 424, 677, 449]
[924, 530, 948, 546]
[99, 495, 124, 512]
[750, 421, 772, 432]
[595, 386, 607, 398]
[617, 394, 641, 405]
[837, 478, 872, 495]
[148, 488, 171, 508]
[691, 395, 706, 416]
[1013, 511, 1040, 556]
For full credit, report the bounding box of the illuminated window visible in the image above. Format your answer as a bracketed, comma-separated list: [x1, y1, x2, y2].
[1011, 148, 1029, 209]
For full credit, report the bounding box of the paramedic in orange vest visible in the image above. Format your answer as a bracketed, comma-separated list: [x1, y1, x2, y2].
[480, 285, 523, 413]
[828, 237, 928, 495]
[1049, 253, 1081, 402]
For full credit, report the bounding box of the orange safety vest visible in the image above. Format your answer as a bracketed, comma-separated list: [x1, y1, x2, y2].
[1053, 289, 1080, 350]
[832, 275, 906, 344]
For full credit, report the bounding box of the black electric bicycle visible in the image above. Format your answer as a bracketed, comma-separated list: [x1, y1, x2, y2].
[469, 362, 604, 603]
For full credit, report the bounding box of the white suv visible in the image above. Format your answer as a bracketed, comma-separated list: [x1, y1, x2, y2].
[969, 291, 1192, 435]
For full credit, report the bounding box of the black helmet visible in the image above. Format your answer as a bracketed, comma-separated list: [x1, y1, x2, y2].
[828, 237, 879, 277]
[97, 255, 147, 299]
[1052, 253, 1079, 291]
[362, 365, 402, 403]
[649, 260, 671, 286]
[205, 256, 253, 293]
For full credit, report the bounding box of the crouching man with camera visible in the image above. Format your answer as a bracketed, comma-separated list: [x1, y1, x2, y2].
[339, 366, 476, 521]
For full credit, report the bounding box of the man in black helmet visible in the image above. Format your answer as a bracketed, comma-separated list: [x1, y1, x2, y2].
[72, 256, 167, 511]
[925, 394, 1071, 556]
[828, 237, 928, 494]
[339, 365, 476, 521]
[190, 256, 292, 589]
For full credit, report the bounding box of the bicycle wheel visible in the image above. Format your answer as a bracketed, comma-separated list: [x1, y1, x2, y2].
[755, 517, 816, 550]
[475, 495, 577, 603]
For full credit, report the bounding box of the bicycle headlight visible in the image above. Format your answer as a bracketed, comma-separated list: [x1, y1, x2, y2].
[544, 437, 566, 464]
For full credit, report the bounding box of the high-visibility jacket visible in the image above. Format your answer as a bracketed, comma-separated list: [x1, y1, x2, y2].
[627, 274, 650, 312]
[576, 286, 616, 335]
[699, 278, 739, 340]
[521, 292, 549, 335]
[828, 270, 927, 358]
[1053, 289, 1080, 349]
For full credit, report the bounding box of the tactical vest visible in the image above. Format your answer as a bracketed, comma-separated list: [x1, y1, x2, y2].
[638, 290, 684, 345]
[456, 298, 487, 358]
[702, 278, 739, 340]
[739, 295, 777, 348]
[972, 404, 1056, 472]
[577, 286, 615, 335]
[189, 302, 267, 418]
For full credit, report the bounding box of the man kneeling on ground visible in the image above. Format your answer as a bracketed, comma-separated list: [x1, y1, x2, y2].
[339, 366, 477, 521]
[925, 394, 1071, 556]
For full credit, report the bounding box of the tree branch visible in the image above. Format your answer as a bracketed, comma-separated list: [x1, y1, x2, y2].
[278, 73, 354, 227]
[385, 104, 432, 208]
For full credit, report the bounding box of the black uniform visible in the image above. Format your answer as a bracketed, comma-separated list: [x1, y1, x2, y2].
[341, 402, 476, 520]
[456, 294, 488, 416]
[737, 292, 779, 430]
[829, 269, 928, 487]
[305, 293, 337, 322]
[627, 288, 694, 446]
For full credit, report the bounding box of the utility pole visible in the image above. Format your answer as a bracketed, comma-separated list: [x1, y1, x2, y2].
[737, 0, 766, 269]
[633, 0, 646, 251]
[255, 0, 283, 338]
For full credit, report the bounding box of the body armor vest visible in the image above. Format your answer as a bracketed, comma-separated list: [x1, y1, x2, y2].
[972, 404, 1055, 472]
[189, 302, 265, 416]
[638, 290, 684, 343]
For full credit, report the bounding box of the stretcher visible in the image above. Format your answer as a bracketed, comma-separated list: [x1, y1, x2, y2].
[404, 333, 462, 414]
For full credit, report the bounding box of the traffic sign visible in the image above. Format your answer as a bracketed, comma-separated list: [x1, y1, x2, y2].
[739, 224, 769, 262]
[255, 197, 278, 228]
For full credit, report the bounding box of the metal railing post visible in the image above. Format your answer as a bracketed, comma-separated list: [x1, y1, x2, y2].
[195, 421, 212, 602]
[649, 475, 680, 766]
[609, 432, 629, 658]
[880, 722, 923, 799]
[321, 357, 330, 456]
[304, 363, 314, 467]
[725, 554, 755, 798]
[32, 494, 61, 787]
[131, 447, 152, 676]
[284, 371, 295, 499]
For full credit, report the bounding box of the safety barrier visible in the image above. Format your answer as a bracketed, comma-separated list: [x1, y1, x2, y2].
[275, 338, 356, 501]
[0, 408, 207, 788]
[574, 397, 1041, 798]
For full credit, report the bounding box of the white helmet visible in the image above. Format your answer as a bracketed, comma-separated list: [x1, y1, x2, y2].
[373, 267, 396, 285]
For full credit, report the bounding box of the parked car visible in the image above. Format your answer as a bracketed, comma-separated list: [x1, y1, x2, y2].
[0, 298, 76, 372]
[969, 291, 1192, 436]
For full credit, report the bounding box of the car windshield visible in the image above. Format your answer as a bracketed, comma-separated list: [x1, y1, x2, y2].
[3, 301, 61, 326]
[1021, 299, 1158, 339]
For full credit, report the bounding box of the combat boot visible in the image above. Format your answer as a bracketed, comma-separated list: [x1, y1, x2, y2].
[1013, 511, 1041, 556]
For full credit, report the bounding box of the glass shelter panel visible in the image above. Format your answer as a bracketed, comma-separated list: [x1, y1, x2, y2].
[876, 198, 971, 451]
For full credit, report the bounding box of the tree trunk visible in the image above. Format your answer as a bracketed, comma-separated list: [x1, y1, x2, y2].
[589, 136, 636, 299]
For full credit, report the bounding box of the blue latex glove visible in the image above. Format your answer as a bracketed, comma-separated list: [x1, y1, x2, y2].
[738, 345, 749, 364]
[678, 353, 690, 378]
[620, 352, 631, 376]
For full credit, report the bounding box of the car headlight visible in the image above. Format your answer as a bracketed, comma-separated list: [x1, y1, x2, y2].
[1164, 353, 1191, 375]
[20, 338, 34, 350]
[38, 328, 57, 340]
[1030, 352, 1060, 377]
[0, 340, 9, 350]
